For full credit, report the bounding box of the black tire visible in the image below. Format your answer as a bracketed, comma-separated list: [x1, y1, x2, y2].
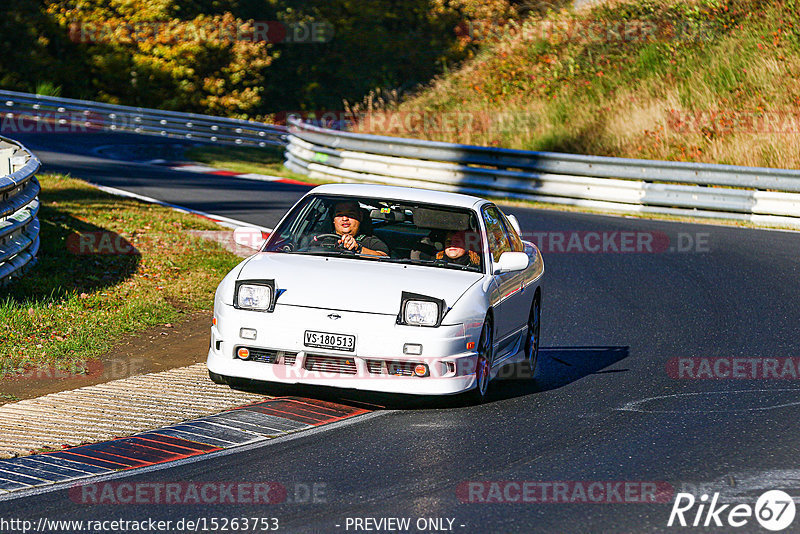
[208, 370, 229, 385]
[465, 316, 494, 404]
[524, 292, 541, 379]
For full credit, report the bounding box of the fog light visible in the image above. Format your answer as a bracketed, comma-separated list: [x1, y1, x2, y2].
[237, 347, 250, 360]
[240, 328, 257, 340]
[403, 343, 423, 355]
[414, 364, 429, 377]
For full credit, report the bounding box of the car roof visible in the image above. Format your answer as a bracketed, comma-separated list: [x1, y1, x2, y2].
[305, 183, 487, 210]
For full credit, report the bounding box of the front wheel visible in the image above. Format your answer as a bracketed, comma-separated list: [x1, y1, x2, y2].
[465, 316, 494, 404]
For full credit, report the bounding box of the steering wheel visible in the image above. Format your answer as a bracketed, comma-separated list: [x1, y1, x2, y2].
[310, 233, 344, 248]
[298, 233, 360, 255]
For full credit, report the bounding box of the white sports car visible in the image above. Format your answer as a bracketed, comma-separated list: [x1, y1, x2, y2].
[207, 184, 544, 402]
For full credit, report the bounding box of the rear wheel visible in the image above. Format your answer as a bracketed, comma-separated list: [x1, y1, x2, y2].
[466, 317, 494, 404]
[524, 292, 541, 378]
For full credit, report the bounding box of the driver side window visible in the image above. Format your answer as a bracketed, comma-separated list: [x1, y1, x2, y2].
[483, 206, 511, 263]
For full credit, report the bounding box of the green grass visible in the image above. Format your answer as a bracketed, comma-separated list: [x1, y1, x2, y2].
[0, 173, 242, 377]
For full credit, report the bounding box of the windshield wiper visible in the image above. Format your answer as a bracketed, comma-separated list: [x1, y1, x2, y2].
[394, 258, 476, 271]
[394, 257, 436, 265]
[294, 249, 356, 257]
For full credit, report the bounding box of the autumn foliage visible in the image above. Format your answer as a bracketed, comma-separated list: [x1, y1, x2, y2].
[0, 0, 522, 118]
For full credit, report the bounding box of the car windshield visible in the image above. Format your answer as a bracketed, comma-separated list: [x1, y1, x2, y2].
[263, 194, 484, 272]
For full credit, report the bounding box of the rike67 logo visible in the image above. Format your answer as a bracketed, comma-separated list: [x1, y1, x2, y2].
[668, 490, 796, 531]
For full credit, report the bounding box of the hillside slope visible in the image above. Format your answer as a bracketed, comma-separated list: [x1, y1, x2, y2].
[353, 0, 800, 169]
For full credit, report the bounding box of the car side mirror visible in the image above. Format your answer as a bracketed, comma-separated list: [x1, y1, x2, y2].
[234, 226, 267, 250]
[493, 251, 528, 274]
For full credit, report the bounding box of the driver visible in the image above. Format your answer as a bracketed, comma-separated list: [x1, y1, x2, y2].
[330, 200, 389, 257]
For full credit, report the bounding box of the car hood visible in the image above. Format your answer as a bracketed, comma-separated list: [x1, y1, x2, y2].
[237, 253, 483, 315]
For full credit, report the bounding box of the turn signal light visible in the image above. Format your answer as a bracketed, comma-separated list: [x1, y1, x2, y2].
[212, 317, 217, 326]
[466, 341, 475, 350]
[237, 347, 250, 360]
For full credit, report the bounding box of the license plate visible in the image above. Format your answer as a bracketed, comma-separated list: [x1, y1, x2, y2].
[304, 330, 355, 352]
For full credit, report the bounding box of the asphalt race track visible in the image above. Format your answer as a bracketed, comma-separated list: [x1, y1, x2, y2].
[12, 131, 309, 228]
[3, 131, 800, 533]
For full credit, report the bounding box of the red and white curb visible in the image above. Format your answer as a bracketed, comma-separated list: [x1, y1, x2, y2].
[0, 387, 371, 497]
[0, 364, 267, 460]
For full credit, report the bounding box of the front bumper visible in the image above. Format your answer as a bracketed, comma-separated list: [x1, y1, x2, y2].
[207, 303, 481, 396]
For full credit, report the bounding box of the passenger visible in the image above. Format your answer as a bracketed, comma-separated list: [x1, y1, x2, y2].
[331, 200, 389, 257]
[437, 230, 480, 267]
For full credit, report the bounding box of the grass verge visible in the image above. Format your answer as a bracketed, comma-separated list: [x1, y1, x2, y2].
[0, 173, 242, 377]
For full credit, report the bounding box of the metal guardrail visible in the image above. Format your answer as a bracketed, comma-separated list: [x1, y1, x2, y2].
[285, 118, 800, 227]
[0, 90, 287, 148]
[0, 136, 40, 285]
[4, 89, 799, 227]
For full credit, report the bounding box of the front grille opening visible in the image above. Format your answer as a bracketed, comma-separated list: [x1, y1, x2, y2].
[387, 361, 424, 376]
[367, 360, 426, 376]
[304, 355, 357, 375]
[366, 360, 385, 374]
[387, 362, 416, 376]
[237, 347, 298, 365]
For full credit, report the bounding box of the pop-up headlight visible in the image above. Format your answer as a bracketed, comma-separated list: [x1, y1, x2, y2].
[234, 280, 276, 312]
[397, 292, 446, 327]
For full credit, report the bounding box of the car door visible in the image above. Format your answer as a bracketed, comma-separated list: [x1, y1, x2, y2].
[482, 205, 526, 360]
[498, 208, 534, 331]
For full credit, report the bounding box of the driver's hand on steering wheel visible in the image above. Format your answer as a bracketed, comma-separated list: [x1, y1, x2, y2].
[338, 233, 359, 251]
